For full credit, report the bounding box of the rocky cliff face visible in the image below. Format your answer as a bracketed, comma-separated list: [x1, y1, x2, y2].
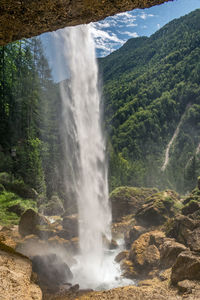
[0, 0, 172, 45]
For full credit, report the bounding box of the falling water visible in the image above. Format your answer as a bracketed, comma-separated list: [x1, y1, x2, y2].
[55, 25, 113, 288]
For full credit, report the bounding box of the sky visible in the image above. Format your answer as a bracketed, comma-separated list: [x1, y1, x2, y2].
[41, 0, 200, 81]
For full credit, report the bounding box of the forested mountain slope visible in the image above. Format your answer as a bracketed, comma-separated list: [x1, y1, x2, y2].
[99, 9, 200, 193]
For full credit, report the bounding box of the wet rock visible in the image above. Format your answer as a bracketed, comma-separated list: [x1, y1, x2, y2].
[135, 190, 181, 227]
[115, 250, 129, 263]
[171, 250, 200, 284]
[103, 235, 118, 250]
[62, 214, 78, 239]
[159, 238, 187, 268]
[19, 209, 50, 237]
[48, 236, 72, 251]
[110, 186, 157, 222]
[70, 237, 79, 253]
[32, 253, 73, 292]
[124, 225, 146, 249]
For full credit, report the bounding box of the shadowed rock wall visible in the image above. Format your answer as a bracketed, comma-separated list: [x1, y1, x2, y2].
[0, 0, 172, 45]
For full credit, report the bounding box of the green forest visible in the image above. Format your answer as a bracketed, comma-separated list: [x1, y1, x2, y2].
[0, 8, 200, 221]
[99, 8, 200, 193]
[0, 38, 68, 222]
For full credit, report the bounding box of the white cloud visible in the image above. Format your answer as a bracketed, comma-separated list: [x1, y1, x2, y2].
[157, 23, 161, 29]
[140, 12, 154, 20]
[121, 31, 139, 38]
[91, 25, 124, 43]
[126, 23, 138, 27]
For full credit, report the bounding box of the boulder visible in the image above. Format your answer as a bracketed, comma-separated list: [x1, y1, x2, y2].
[171, 250, 200, 284]
[165, 215, 200, 252]
[159, 238, 187, 268]
[110, 186, 157, 222]
[32, 253, 73, 291]
[135, 190, 181, 227]
[129, 231, 161, 273]
[62, 214, 78, 239]
[186, 227, 200, 252]
[19, 209, 50, 237]
[124, 225, 146, 249]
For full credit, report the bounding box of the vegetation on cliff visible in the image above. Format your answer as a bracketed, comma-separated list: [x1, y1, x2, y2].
[99, 9, 200, 193]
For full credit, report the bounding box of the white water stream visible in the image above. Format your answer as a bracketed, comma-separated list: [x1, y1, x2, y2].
[54, 25, 130, 289]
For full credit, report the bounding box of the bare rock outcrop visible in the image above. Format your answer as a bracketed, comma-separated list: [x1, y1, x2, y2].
[0, 0, 172, 46]
[0, 244, 42, 300]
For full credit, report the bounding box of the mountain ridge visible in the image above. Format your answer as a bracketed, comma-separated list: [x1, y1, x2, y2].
[99, 8, 200, 193]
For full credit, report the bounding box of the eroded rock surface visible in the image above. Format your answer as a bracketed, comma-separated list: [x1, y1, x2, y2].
[0, 247, 42, 300]
[0, 0, 172, 45]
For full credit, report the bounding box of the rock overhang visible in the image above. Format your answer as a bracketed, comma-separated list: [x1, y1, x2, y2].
[0, 0, 173, 45]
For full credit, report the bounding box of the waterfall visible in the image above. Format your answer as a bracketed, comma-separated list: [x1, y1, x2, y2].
[54, 25, 112, 288]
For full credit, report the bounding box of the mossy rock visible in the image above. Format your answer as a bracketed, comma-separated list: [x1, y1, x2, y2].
[182, 200, 200, 216]
[110, 186, 158, 222]
[135, 190, 182, 227]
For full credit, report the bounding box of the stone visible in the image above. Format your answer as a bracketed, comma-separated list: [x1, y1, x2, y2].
[62, 214, 78, 239]
[19, 209, 50, 237]
[129, 231, 161, 273]
[110, 186, 157, 222]
[135, 190, 181, 227]
[32, 253, 73, 292]
[0, 244, 42, 299]
[177, 280, 196, 293]
[124, 225, 146, 249]
[159, 238, 187, 268]
[165, 215, 198, 245]
[115, 250, 129, 263]
[171, 251, 200, 284]
[48, 236, 72, 251]
[186, 227, 200, 252]
[0, 0, 171, 46]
